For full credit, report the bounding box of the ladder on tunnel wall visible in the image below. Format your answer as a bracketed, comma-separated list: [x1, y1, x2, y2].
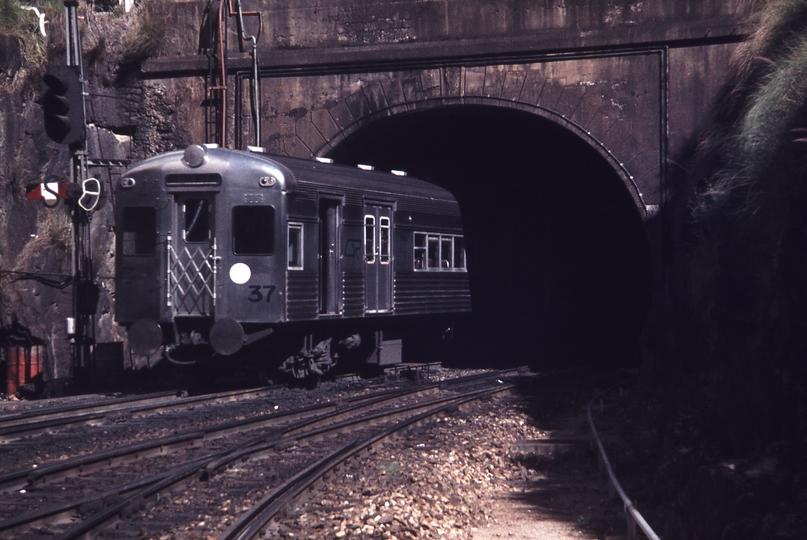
[202, 0, 262, 148]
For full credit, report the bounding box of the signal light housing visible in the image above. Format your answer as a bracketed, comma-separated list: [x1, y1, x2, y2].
[41, 66, 85, 145]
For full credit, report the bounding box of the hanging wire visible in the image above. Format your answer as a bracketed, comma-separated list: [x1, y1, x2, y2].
[0, 270, 73, 290]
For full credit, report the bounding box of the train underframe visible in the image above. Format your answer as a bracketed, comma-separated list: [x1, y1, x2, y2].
[141, 314, 458, 383]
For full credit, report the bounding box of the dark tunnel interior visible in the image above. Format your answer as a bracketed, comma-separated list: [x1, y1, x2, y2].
[327, 105, 652, 369]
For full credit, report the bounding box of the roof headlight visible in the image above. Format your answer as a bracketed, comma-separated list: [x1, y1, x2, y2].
[182, 144, 207, 168]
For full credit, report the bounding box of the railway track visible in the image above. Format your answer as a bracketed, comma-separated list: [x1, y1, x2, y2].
[218, 385, 509, 540]
[0, 385, 284, 441]
[0, 363, 443, 443]
[0, 368, 524, 539]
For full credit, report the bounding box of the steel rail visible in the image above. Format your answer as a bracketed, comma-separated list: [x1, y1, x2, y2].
[0, 370, 514, 537]
[196, 368, 512, 443]
[52, 456, 218, 540]
[0, 390, 179, 425]
[0, 386, 390, 493]
[0, 370, 506, 492]
[0, 430, 204, 493]
[48, 378, 516, 540]
[0, 367, 500, 440]
[0, 458, 200, 536]
[587, 392, 661, 540]
[203, 382, 509, 478]
[219, 440, 360, 540]
[218, 383, 516, 540]
[0, 385, 280, 440]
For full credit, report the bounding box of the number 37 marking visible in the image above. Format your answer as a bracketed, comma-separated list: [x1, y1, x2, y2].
[248, 285, 277, 303]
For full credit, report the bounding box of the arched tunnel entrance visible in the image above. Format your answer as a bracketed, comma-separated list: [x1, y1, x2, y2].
[327, 105, 652, 369]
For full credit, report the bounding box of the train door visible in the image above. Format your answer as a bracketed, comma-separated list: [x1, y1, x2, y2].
[168, 194, 216, 316]
[319, 198, 341, 315]
[364, 204, 393, 313]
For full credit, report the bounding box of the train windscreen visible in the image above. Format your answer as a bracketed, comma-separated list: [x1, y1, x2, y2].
[233, 206, 275, 255]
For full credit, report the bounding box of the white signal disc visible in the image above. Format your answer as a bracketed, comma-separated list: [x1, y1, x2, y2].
[229, 263, 251, 284]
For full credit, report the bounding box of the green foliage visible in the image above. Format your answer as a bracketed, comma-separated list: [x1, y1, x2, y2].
[669, 0, 807, 458]
[0, 0, 25, 35]
[0, 0, 64, 38]
[0, 0, 64, 72]
[686, 0, 807, 303]
[732, 0, 807, 178]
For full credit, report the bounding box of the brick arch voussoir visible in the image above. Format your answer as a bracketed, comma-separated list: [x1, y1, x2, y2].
[314, 94, 648, 218]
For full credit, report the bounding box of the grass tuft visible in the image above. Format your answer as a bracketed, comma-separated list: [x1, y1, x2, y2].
[0, 0, 66, 72]
[685, 1, 807, 299]
[120, 6, 168, 66]
[663, 0, 807, 464]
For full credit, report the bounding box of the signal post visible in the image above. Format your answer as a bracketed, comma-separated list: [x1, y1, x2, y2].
[39, 1, 97, 382]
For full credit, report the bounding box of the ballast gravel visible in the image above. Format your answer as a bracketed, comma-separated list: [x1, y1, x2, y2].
[264, 386, 627, 540]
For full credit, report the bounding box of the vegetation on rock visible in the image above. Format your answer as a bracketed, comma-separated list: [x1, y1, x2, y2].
[0, 0, 65, 78]
[650, 0, 807, 536]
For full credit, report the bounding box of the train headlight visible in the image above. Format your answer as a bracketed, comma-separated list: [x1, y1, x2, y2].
[259, 175, 277, 187]
[182, 144, 207, 168]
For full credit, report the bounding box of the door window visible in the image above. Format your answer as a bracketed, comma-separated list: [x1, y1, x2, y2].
[379, 217, 390, 264]
[364, 215, 376, 263]
[183, 199, 210, 243]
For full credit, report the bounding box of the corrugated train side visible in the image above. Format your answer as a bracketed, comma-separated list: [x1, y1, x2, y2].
[115, 145, 471, 379]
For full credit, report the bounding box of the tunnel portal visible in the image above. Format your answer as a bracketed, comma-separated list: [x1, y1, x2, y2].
[328, 105, 652, 368]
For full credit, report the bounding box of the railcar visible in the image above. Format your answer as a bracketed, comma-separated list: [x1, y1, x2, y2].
[115, 144, 471, 380]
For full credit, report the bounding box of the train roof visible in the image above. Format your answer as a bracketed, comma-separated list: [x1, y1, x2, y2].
[265, 153, 455, 202]
[124, 146, 457, 204]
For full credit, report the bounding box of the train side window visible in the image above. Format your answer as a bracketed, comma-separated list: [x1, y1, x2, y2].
[441, 237, 452, 268]
[453, 236, 466, 269]
[184, 199, 210, 243]
[380, 217, 390, 264]
[364, 215, 375, 263]
[414, 232, 427, 269]
[427, 235, 440, 269]
[288, 223, 303, 270]
[122, 207, 156, 256]
[414, 232, 467, 271]
[233, 206, 275, 255]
